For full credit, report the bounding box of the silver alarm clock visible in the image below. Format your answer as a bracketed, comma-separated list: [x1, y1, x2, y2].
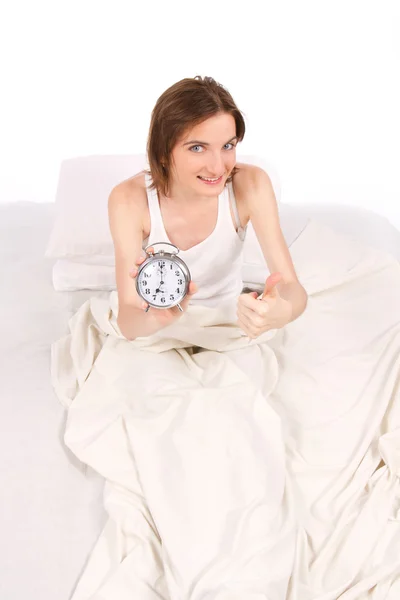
[135, 242, 191, 312]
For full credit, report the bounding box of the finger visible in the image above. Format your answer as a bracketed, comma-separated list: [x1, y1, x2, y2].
[129, 261, 144, 278]
[264, 272, 282, 293]
[181, 281, 197, 299]
[129, 267, 138, 278]
[239, 292, 258, 309]
[238, 303, 267, 327]
[180, 282, 198, 309]
[236, 315, 257, 338]
[239, 291, 268, 312]
[237, 310, 253, 330]
[188, 281, 198, 295]
[130, 250, 154, 277]
[262, 272, 283, 299]
[137, 246, 154, 264]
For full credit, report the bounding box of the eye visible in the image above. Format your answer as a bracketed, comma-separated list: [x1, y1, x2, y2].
[189, 142, 236, 152]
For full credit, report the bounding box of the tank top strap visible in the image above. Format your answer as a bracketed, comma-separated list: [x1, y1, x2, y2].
[226, 180, 247, 241]
[144, 172, 169, 242]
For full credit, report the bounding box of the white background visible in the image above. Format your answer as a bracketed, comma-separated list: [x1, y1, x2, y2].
[1, 0, 399, 229]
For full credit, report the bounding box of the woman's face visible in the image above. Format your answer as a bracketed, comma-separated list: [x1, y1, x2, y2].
[167, 112, 238, 197]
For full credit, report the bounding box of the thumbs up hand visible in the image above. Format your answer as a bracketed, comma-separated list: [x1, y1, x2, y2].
[236, 272, 293, 339]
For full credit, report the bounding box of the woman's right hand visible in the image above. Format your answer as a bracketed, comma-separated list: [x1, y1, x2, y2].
[129, 248, 198, 331]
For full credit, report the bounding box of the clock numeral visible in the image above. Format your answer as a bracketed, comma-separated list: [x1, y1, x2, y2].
[152, 295, 157, 300]
[144, 272, 151, 278]
[178, 279, 183, 285]
[158, 261, 166, 267]
[175, 270, 180, 276]
[176, 288, 180, 294]
[169, 294, 175, 301]
[161, 297, 166, 303]
[145, 288, 150, 294]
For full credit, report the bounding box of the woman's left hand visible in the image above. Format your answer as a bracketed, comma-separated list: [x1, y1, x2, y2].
[236, 272, 293, 339]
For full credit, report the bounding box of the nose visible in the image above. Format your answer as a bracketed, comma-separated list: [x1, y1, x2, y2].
[206, 152, 225, 176]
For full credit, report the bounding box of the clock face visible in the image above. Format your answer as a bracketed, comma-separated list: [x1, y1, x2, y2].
[137, 257, 188, 307]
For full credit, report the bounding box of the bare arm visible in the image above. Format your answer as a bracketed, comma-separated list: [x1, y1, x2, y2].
[108, 184, 197, 340]
[108, 184, 162, 340]
[245, 167, 308, 322]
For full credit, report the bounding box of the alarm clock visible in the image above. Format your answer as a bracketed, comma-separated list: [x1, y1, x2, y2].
[135, 242, 191, 312]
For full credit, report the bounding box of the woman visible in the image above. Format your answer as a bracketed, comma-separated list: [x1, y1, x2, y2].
[58, 77, 309, 599]
[108, 75, 308, 341]
[53, 76, 400, 599]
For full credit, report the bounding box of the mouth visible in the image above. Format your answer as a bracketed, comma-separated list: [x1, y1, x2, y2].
[197, 174, 224, 185]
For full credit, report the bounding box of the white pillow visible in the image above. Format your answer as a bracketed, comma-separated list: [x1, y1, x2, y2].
[45, 155, 147, 259]
[51, 203, 400, 292]
[65, 255, 116, 267]
[45, 154, 282, 261]
[52, 260, 116, 291]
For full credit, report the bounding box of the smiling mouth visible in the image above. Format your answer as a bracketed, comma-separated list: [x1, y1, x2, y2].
[197, 175, 224, 182]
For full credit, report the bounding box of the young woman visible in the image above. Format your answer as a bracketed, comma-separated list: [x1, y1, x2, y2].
[108, 75, 307, 341]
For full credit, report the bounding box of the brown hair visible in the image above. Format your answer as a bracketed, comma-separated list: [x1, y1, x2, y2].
[143, 75, 246, 198]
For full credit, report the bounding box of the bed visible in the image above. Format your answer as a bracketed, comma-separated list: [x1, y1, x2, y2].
[0, 201, 107, 600]
[1, 155, 400, 600]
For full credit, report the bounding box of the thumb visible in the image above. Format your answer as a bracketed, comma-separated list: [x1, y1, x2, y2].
[188, 281, 198, 295]
[262, 272, 283, 299]
[179, 281, 197, 310]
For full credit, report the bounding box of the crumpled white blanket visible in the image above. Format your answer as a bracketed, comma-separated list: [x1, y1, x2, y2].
[51, 220, 400, 600]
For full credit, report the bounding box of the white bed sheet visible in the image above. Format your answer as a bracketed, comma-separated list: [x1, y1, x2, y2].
[0, 202, 107, 600]
[1, 200, 400, 600]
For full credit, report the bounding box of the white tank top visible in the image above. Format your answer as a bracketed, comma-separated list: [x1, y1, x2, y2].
[142, 173, 248, 308]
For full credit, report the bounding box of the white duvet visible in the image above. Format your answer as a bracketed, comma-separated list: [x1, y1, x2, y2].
[51, 220, 400, 600]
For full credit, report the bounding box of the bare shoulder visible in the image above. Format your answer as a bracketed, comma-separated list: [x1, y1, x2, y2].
[232, 163, 274, 225]
[233, 162, 272, 189]
[108, 171, 147, 208]
[108, 171, 148, 232]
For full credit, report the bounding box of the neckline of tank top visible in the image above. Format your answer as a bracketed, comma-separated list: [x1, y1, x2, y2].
[144, 173, 230, 254]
